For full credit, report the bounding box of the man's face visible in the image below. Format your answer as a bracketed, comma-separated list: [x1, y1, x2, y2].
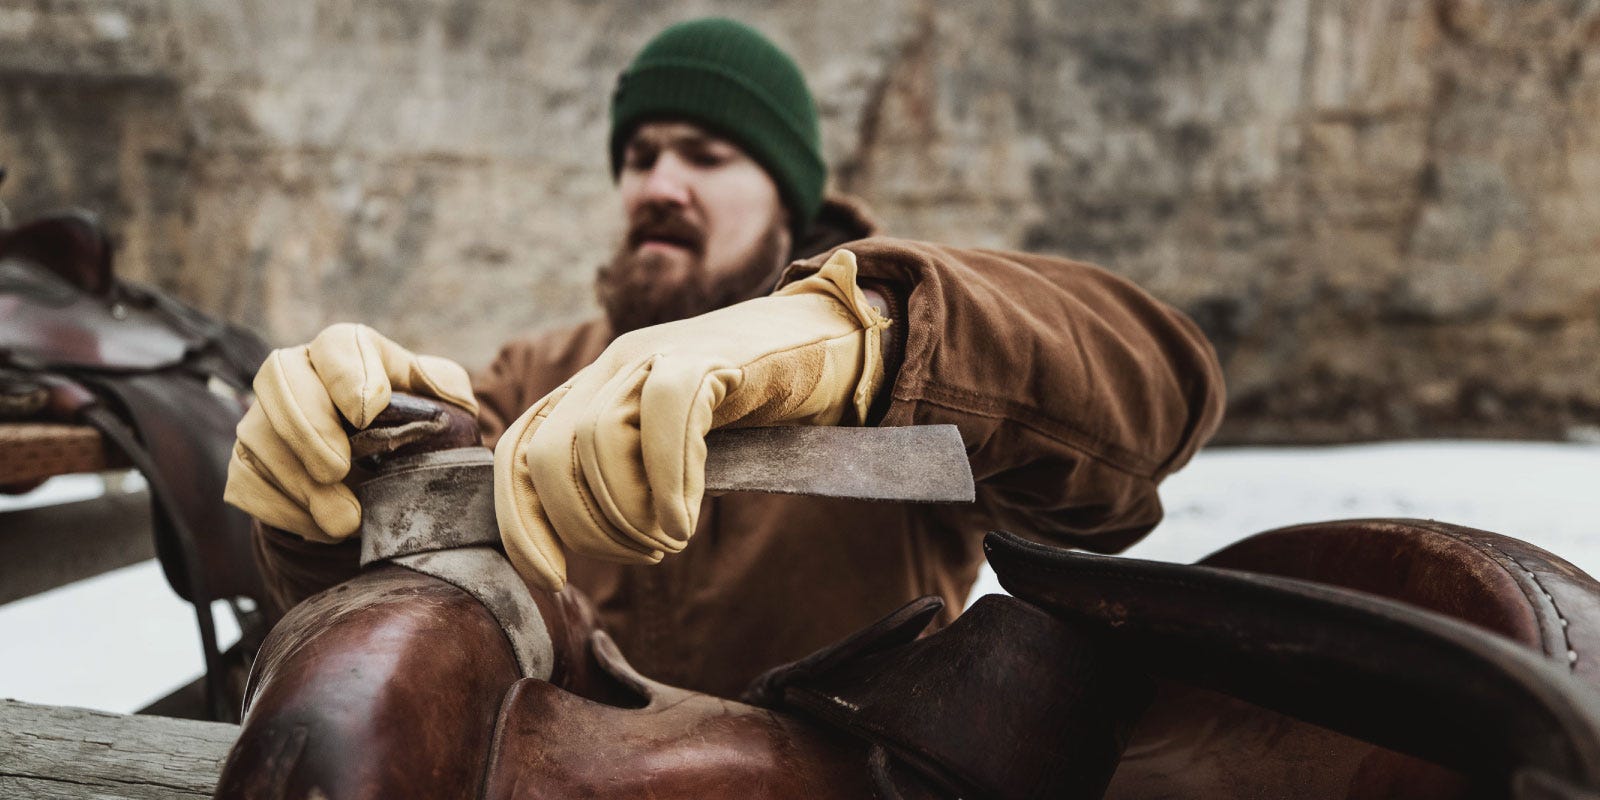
[597, 121, 792, 333]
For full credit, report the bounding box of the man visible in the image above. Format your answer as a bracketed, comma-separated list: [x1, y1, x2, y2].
[227, 18, 1226, 699]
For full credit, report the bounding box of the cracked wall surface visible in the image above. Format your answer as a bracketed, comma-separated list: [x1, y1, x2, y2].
[3, 0, 1598, 443]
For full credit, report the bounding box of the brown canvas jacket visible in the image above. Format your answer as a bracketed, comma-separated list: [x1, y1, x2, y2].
[253, 197, 1225, 699]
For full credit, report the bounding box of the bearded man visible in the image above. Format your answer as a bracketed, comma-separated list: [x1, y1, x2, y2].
[228, 18, 1226, 699]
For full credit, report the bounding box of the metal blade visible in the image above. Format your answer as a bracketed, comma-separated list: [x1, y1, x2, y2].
[703, 424, 975, 503]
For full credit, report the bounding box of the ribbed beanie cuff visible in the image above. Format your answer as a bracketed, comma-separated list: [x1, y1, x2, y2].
[610, 19, 825, 237]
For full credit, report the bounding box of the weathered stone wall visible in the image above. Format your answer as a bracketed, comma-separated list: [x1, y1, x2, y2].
[3, 0, 1598, 443]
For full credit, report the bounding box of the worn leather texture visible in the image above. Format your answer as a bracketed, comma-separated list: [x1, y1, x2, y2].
[984, 524, 1600, 799]
[216, 565, 525, 799]
[227, 390, 1600, 798]
[1094, 518, 1600, 800]
[1202, 519, 1600, 672]
[481, 632, 889, 800]
[228, 463, 1600, 800]
[747, 593, 1150, 799]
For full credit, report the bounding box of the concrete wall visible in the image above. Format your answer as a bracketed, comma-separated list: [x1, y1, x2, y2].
[4, 0, 1598, 443]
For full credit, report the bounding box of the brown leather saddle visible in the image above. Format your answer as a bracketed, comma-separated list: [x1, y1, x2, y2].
[0, 210, 271, 721]
[216, 398, 1600, 799]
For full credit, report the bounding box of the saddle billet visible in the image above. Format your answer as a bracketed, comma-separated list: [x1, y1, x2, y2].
[0, 211, 271, 722]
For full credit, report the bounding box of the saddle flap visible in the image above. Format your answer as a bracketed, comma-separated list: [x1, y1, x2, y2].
[985, 530, 1600, 791]
[743, 594, 943, 706]
[751, 593, 1151, 800]
[217, 565, 522, 799]
[0, 285, 196, 371]
[481, 641, 885, 800]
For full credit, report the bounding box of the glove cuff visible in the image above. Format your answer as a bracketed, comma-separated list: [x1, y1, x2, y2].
[775, 248, 891, 424]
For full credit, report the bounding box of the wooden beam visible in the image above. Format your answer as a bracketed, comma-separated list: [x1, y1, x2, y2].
[0, 423, 127, 487]
[0, 487, 154, 604]
[0, 699, 236, 799]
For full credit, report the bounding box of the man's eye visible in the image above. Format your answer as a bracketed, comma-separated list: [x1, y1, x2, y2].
[687, 149, 728, 168]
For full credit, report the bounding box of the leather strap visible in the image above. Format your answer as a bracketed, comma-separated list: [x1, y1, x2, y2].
[985, 530, 1600, 792]
[393, 548, 554, 680]
[357, 449, 501, 563]
[81, 400, 231, 721]
[356, 447, 554, 681]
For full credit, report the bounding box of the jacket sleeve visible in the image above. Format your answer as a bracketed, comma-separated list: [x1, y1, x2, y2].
[472, 338, 543, 445]
[780, 237, 1226, 553]
[470, 319, 615, 447]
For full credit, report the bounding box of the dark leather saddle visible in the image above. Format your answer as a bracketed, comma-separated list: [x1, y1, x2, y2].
[0, 210, 271, 721]
[216, 398, 1600, 799]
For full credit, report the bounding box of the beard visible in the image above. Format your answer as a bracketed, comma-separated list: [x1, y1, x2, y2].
[595, 205, 790, 335]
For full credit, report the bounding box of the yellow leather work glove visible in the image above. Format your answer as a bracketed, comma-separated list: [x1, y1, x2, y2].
[224, 323, 478, 542]
[494, 249, 890, 590]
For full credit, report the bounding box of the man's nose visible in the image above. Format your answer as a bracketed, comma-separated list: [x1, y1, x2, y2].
[637, 154, 693, 208]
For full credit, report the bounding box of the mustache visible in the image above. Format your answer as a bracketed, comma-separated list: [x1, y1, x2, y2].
[596, 211, 791, 335]
[625, 205, 706, 253]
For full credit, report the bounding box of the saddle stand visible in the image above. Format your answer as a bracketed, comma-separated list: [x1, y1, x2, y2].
[0, 210, 271, 721]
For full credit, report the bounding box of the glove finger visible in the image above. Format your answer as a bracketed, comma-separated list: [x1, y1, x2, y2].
[234, 408, 362, 539]
[572, 358, 680, 554]
[495, 385, 575, 591]
[253, 347, 352, 485]
[225, 445, 340, 544]
[528, 372, 665, 564]
[634, 354, 729, 548]
[308, 323, 479, 428]
[308, 323, 395, 430]
[410, 354, 479, 415]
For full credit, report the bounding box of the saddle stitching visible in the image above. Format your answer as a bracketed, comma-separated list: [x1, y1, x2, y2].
[1419, 521, 1577, 672]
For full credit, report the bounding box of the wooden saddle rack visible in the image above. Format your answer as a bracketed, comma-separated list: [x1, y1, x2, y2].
[0, 210, 271, 721]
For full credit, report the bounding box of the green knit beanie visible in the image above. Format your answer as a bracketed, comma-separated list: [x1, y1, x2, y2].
[610, 18, 826, 237]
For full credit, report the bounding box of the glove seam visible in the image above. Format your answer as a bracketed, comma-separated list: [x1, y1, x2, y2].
[351, 325, 377, 428]
[578, 356, 688, 555]
[569, 430, 663, 562]
[263, 349, 348, 483]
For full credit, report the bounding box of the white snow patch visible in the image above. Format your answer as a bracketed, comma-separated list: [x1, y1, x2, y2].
[969, 440, 1600, 602]
[0, 472, 236, 713]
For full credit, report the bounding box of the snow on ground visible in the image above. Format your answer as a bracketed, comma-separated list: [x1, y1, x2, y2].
[969, 439, 1600, 598]
[0, 474, 240, 714]
[4, 440, 1598, 714]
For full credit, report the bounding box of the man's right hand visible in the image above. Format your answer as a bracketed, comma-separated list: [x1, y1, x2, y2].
[223, 323, 478, 542]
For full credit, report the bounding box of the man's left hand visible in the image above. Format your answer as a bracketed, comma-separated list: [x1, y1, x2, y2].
[493, 249, 890, 591]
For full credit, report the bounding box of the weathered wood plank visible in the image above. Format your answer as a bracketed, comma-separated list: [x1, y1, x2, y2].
[0, 487, 155, 604]
[0, 423, 127, 486]
[0, 699, 237, 799]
